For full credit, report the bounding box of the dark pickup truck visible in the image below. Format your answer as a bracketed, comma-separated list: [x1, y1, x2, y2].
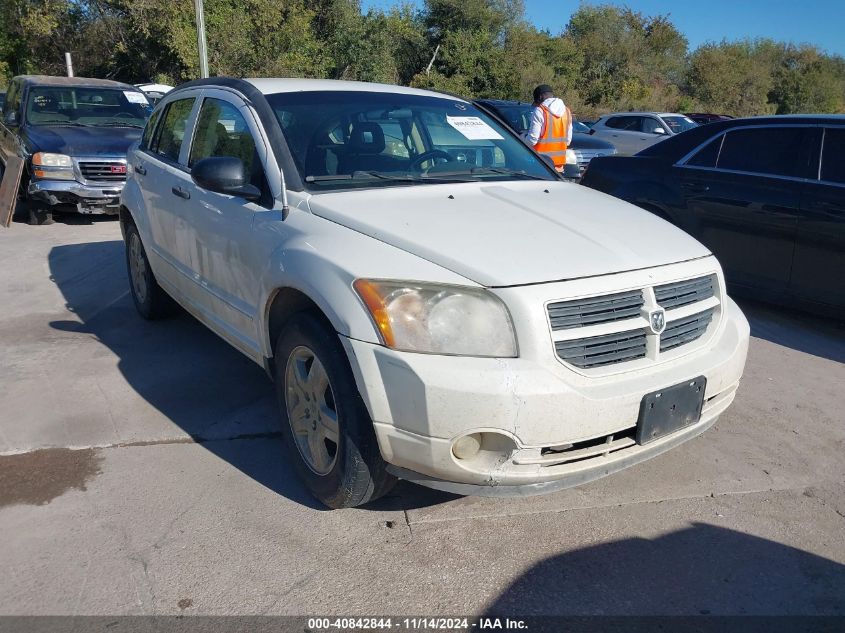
[0, 75, 151, 224]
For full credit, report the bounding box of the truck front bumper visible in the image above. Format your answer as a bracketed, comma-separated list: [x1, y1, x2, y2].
[28, 180, 123, 214]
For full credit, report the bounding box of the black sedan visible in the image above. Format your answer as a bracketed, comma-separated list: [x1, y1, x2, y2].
[474, 99, 617, 179]
[581, 115, 845, 317]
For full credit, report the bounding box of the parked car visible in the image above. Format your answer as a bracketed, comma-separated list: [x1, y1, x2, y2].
[684, 113, 734, 125]
[474, 98, 617, 179]
[121, 77, 749, 508]
[581, 115, 845, 316]
[590, 112, 698, 155]
[135, 82, 174, 106]
[0, 75, 151, 224]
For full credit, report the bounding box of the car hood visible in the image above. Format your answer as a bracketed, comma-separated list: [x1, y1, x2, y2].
[23, 125, 142, 157]
[569, 133, 616, 151]
[307, 181, 711, 287]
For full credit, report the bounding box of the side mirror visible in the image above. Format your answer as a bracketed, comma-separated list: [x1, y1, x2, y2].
[191, 156, 261, 201]
[653, 127, 667, 135]
[4, 111, 18, 127]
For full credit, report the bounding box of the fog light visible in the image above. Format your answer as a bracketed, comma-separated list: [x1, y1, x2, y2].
[452, 433, 482, 460]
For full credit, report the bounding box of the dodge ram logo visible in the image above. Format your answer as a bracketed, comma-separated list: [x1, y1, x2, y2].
[649, 308, 666, 334]
[111, 165, 127, 174]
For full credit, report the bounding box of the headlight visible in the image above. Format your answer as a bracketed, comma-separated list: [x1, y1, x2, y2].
[565, 149, 578, 165]
[354, 279, 518, 357]
[32, 153, 73, 167]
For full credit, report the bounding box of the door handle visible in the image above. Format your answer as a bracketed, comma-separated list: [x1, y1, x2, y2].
[171, 186, 190, 200]
[682, 182, 709, 193]
[135, 164, 146, 176]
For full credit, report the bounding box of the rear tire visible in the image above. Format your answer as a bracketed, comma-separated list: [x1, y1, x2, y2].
[274, 313, 396, 508]
[124, 222, 175, 320]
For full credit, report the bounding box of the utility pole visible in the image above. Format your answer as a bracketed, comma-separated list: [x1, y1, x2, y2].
[194, 0, 209, 78]
[65, 52, 74, 77]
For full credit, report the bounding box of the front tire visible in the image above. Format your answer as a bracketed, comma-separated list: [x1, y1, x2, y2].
[274, 313, 396, 508]
[124, 222, 174, 320]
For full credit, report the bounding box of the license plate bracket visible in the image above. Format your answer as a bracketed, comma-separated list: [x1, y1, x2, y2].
[637, 376, 707, 445]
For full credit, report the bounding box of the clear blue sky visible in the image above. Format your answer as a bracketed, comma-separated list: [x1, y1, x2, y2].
[361, 0, 845, 56]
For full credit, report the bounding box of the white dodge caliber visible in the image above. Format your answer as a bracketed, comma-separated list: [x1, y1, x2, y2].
[120, 78, 750, 508]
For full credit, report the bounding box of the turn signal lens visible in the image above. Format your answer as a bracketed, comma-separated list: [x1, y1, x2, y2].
[353, 279, 396, 347]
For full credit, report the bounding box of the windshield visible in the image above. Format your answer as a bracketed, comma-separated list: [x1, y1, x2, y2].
[572, 120, 590, 134]
[25, 86, 151, 127]
[267, 91, 555, 191]
[661, 115, 698, 134]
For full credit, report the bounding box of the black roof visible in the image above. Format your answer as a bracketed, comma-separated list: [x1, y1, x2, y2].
[14, 75, 141, 91]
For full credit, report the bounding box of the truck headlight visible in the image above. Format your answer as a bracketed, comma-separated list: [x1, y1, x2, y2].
[354, 279, 518, 357]
[32, 152, 76, 180]
[565, 149, 578, 165]
[32, 153, 73, 167]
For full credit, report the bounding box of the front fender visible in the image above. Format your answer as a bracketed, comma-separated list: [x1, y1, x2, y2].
[253, 210, 477, 359]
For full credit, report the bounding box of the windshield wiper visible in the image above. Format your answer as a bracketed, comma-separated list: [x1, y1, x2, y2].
[93, 122, 144, 128]
[433, 167, 550, 181]
[305, 171, 475, 184]
[35, 120, 90, 127]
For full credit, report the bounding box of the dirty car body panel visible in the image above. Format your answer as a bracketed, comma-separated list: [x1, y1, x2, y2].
[120, 77, 749, 503]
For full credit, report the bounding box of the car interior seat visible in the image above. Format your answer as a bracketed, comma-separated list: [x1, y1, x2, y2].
[337, 122, 406, 174]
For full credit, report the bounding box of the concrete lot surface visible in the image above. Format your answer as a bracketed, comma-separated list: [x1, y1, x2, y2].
[1, 218, 844, 616]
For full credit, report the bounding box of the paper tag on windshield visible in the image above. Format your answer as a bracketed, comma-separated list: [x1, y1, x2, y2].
[446, 116, 503, 140]
[124, 91, 149, 104]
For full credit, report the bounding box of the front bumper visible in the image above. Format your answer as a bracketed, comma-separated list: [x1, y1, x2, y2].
[342, 285, 749, 492]
[28, 180, 123, 214]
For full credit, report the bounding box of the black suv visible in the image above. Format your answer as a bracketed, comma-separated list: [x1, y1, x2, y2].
[474, 99, 617, 179]
[581, 115, 845, 316]
[0, 75, 151, 224]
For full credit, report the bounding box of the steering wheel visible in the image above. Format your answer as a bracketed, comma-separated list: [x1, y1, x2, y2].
[410, 149, 455, 171]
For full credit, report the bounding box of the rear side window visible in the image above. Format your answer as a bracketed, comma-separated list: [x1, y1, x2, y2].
[717, 127, 812, 179]
[150, 98, 195, 163]
[686, 135, 723, 168]
[821, 128, 845, 184]
[605, 116, 639, 130]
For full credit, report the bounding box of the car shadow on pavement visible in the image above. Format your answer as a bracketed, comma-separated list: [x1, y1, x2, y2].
[737, 298, 845, 364]
[46, 240, 456, 512]
[485, 523, 845, 618]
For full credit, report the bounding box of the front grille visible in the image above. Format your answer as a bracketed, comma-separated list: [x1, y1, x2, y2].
[78, 161, 127, 182]
[548, 290, 643, 330]
[654, 275, 715, 309]
[555, 330, 647, 369]
[573, 149, 613, 174]
[548, 273, 720, 371]
[660, 308, 715, 352]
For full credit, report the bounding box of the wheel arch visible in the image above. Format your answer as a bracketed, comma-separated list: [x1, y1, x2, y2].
[263, 286, 343, 374]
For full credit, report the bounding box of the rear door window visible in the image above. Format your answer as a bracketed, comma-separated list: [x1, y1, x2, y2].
[821, 128, 845, 184]
[686, 135, 724, 168]
[149, 98, 195, 164]
[717, 127, 813, 179]
[605, 116, 639, 131]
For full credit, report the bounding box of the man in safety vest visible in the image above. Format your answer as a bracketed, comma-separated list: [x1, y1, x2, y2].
[525, 84, 573, 171]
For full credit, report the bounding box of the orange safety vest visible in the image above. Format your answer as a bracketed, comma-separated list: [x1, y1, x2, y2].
[533, 104, 570, 169]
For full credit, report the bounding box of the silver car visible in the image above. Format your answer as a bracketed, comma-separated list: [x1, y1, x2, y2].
[590, 112, 698, 155]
